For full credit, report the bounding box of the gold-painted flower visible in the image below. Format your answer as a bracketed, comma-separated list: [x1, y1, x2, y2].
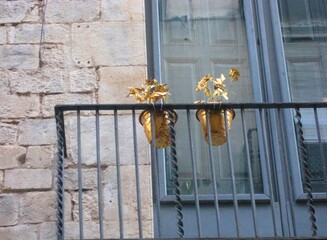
[127, 79, 170, 103]
[195, 68, 240, 103]
[229, 68, 240, 81]
[196, 74, 212, 91]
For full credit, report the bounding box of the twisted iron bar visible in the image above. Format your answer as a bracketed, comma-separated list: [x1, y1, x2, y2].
[55, 109, 65, 240]
[167, 110, 184, 238]
[294, 108, 317, 237]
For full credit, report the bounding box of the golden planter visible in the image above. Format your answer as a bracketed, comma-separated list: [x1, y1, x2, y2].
[196, 108, 235, 146]
[139, 110, 178, 148]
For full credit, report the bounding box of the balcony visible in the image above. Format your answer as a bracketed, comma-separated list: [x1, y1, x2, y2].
[55, 102, 327, 239]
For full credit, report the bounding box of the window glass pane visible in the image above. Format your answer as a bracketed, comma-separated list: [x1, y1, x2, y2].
[158, 0, 264, 195]
[279, 0, 327, 192]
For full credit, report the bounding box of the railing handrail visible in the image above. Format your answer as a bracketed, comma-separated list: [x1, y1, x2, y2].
[55, 102, 327, 112]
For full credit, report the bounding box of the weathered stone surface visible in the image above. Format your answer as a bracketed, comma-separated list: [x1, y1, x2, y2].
[26, 145, 54, 168]
[0, 146, 26, 169]
[103, 165, 152, 222]
[0, 45, 39, 70]
[8, 24, 70, 44]
[18, 119, 56, 145]
[0, 95, 40, 118]
[0, 123, 17, 144]
[0, 0, 38, 24]
[46, 0, 100, 23]
[0, 27, 6, 44]
[101, 0, 144, 21]
[4, 169, 52, 190]
[41, 44, 70, 69]
[69, 115, 149, 166]
[65, 168, 98, 190]
[72, 190, 99, 221]
[9, 67, 64, 94]
[64, 220, 153, 239]
[40, 222, 57, 240]
[42, 93, 93, 117]
[98, 66, 146, 104]
[0, 225, 37, 240]
[21, 191, 71, 223]
[0, 171, 3, 189]
[0, 70, 9, 94]
[0, 194, 18, 226]
[72, 22, 145, 67]
[70, 68, 97, 92]
[64, 221, 100, 240]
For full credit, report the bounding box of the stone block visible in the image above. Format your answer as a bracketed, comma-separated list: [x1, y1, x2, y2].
[65, 168, 98, 190]
[69, 115, 149, 166]
[98, 66, 146, 104]
[9, 67, 64, 94]
[4, 169, 52, 190]
[46, 0, 100, 23]
[0, 27, 6, 44]
[0, 123, 17, 144]
[42, 93, 93, 117]
[41, 44, 70, 69]
[72, 22, 146, 67]
[0, 0, 38, 24]
[0, 45, 39, 70]
[70, 68, 97, 92]
[8, 24, 70, 44]
[0, 95, 40, 118]
[0, 225, 37, 240]
[26, 145, 54, 168]
[101, 0, 144, 21]
[0, 194, 18, 226]
[20, 191, 71, 223]
[0, 146, 26, 169]
[18, 119, 56, 145]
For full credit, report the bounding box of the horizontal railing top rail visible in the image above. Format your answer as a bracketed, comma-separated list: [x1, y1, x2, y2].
[54, 102, 327, 112]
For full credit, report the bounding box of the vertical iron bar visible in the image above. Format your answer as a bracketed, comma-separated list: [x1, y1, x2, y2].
[240, 108, 259, 237]
[206, 110, 221, 237]
[277, 108, 296, 237]
[224, 109, 240, 237]
[114, 109, 124, 239]
[95, 109, 104, 239]
[313, 107, 327, 193]
[295, 108, 317, 237]
[187, 109, 202, 238]
[168, 110, 184, 237]
[77, 109, 84, 239]
[55, 108, 65, 240]
[132, 109, 143, 239]
[260, 108, 278, 236]
[150, 111, 161, 238]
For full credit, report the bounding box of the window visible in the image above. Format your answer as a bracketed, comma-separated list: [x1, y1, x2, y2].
[279, 0, 327, 192]
[157, 0, 264, 195]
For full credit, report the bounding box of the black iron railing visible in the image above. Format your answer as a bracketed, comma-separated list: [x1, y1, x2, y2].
[55, 103, 327, 239]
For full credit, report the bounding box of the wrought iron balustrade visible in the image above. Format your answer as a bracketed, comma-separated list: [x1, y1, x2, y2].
[55, 102, 327, 240]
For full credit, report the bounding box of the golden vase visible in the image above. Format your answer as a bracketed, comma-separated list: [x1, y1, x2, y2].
[196, 108, 235, 146]
[139, 110, 178, 148]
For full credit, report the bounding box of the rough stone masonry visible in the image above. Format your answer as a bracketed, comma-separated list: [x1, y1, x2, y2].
[0, 0, 153, 239]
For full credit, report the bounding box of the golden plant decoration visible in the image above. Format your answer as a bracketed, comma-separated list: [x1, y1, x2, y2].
[127, 79, 170, 103]
[195, 68, 240, 103]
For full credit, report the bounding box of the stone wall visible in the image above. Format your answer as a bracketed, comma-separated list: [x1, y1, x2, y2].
[0, 0, 151, 239]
